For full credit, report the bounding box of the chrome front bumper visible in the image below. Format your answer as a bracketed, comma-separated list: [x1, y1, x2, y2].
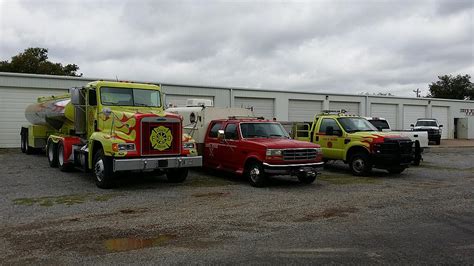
[113, 156, 202, 172]
[262, 161, 324, 175]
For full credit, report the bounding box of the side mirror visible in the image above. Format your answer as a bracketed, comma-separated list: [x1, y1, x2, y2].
[410, 124, 414, 127]
[376, 126, 383, 131]
[325, 126, 334, 135]
[102, 107, 112, 118]
[217, 129, 225, 140]
[439, 125, 443, 128]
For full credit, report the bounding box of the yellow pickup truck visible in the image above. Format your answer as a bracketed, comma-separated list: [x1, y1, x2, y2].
[292, 111, 416, 175]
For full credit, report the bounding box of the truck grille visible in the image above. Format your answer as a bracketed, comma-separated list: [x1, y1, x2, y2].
[141, 122, 181, 156]
[282, 149, 317, 161]
[380, 140, 413, 155]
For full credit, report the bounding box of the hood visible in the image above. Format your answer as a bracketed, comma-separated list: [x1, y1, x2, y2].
[98, 106, 181, 142]
[244, 138, 320, 149]
[347, 131, 411, 144]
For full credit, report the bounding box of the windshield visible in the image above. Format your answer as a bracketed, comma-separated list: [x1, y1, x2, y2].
[100, 87, 162, 107]
[368, 120, 390, 131]
[415, 121, 437, 127]
[240, 122, 289, 138]
[338, 117, 378, 133]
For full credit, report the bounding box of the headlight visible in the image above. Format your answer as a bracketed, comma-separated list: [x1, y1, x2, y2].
[183, 142, 195, 149]
[266, 149, 283, 156]
[315, 148, 322, 154]
[112, 143, 136, 152]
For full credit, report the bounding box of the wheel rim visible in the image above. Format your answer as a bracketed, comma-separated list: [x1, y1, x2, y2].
[58, 145, 64, 166]
[352, 158, 365, 173]
[249, 166, 260, 183]
[48, 144, 54, 161]
[95, 159, 104, 182]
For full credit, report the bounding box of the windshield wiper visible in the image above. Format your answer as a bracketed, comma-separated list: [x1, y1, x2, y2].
[246, 134, 268, 138]
[269, 134, 286, 138]
[134, 103, 150, 107]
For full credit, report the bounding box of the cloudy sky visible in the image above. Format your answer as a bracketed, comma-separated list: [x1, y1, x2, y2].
[0, 0, 472, 96]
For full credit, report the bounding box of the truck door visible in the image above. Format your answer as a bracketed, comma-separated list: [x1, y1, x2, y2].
[315, 118, 345, 159]
[218, 123, 240, 170]
[204, 121, 222, 168]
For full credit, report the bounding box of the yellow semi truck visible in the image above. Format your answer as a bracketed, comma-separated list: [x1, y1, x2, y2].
[20, 81, 202, 188]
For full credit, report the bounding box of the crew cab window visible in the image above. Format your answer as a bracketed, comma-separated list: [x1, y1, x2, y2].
[208, 122, 222, 138]
[369, 119, 390, 130]
[319, 118, 341, 135]
[225, 123, 238, 140]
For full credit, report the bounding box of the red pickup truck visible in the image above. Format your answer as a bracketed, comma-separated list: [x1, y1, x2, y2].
[203, 117, 324, 187]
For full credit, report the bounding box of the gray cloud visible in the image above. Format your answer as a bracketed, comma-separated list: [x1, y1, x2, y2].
[0, 0, 472, 96]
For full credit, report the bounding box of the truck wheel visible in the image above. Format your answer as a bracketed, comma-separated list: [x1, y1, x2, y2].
[412, 141, 422, 166]
[349, 153, 372, 176]
[387, 166, 406, 174]
[297, 171, 316, 184]
[20, 130, 27, 153]
[58, 142, 73, 172]
[166, 169, 188, 183]
[47, 140, 58, 167]
[246, 162, 267, 187]
[93, 149, 114, 189]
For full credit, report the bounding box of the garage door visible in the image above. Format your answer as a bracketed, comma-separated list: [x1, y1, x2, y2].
[403, 105, 426, 130]
[329, 101, 360, 115]
[432, 106, 449, 139]
[371, 103, 398, 129]
[0, 87, 68, 148]
[234, 97, 274, 119]
[165, 95, 214, 107]
[288, 100, 323, 122]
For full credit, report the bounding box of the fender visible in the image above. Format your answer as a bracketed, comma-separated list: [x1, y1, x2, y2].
[240, 154, 264, 175]
[344, 141, 371, 161]
[47, 135, 81, 163]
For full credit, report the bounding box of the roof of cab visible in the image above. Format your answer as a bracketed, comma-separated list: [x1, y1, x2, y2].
[87, 80, 160, 90]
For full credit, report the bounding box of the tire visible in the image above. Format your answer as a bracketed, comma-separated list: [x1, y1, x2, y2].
[297, 172, 317, 184]
[47, 140, 58, 167]
[349, 153, 372, 176]
[413, 141, 422, 166]
[246, 161, 267, 187]
[387, 166, 406, 174]
[58, 142, 73, 172]
[93, 149, 114, 189]
[166, 169, 188, 183]
[20, 130, 27, 154]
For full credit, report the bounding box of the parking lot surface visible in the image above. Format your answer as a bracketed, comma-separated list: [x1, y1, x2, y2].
[0, 147, 473, 264]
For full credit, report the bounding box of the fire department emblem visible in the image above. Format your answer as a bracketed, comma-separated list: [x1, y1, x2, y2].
[150, 126, 173, 151]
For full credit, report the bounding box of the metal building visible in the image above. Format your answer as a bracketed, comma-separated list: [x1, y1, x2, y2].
[1, 72, 473, 147]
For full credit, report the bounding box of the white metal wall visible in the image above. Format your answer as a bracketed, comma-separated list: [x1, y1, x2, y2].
[432, 106, 449, 139]
[234, 97, 274, 119]
[403, 105, 426, 129]
[329, 101, 360, 115]
[165, 94, 214, 107]
[0, 87, 68, 148]
[371, 103, 398, 129]
[288, 100, 323, 122]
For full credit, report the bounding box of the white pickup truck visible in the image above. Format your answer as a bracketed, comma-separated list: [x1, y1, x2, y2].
[365, 117, 428, 166]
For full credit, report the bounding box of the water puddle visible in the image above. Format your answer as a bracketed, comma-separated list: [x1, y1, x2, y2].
[104, 234, 176, 252]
